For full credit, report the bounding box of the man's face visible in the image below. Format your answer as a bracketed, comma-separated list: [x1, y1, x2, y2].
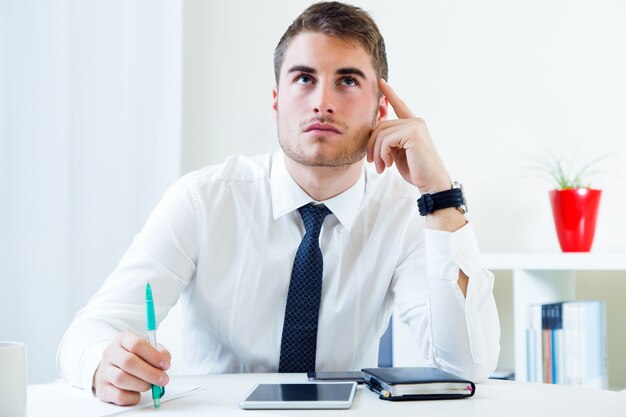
[273, 32, 388, 168]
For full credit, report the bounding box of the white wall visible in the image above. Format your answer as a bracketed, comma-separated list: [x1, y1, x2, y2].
[0, 0, 182, 383]
[0, 0, 73, 386]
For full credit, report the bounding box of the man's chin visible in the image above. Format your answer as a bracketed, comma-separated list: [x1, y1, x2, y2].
[284, 150, 366, 168]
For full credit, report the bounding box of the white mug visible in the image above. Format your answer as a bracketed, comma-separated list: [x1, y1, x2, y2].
[0, 342, 27, 417]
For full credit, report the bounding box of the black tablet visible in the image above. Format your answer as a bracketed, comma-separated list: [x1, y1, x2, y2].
[239, 382, 357, 409]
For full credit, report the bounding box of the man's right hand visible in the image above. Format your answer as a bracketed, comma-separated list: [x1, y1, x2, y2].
[93, 331, 171, 406]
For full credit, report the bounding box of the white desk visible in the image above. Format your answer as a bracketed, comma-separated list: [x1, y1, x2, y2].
[29, 373, 626, 417]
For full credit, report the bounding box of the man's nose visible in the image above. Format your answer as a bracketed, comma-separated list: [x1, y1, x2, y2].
[312, 85, 335, 115]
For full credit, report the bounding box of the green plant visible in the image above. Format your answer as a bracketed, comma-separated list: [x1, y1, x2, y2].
[524, 149, 609, 190]
[548, 156, 596, 189]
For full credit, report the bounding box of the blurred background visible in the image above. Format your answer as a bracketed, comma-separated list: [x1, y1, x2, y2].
[1, 0, 625, 388]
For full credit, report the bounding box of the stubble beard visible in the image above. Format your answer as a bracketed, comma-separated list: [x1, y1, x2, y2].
[277, 109, 379, 168]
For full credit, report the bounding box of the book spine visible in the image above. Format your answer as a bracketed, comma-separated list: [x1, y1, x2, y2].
[563, 303, 583, 386]
[533, 305, 543, 383]
[541, 304, 552, 384]
[584, 301, 608, 389]
[525, 325, 533, 382]
[525, 304, 543, 383]
[525, 305, 533, 382]
[562, 301, 608, 389]
[553, 303, 564, 384]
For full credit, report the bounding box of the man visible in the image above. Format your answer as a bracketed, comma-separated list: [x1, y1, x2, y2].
[58, 1, 500, 406]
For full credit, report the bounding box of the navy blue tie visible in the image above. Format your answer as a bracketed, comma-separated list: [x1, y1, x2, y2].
[279, 203, 332, 373]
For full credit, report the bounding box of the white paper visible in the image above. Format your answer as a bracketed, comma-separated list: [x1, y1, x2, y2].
[27, 383, 205, 417]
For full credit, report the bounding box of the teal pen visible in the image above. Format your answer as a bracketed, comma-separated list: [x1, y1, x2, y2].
[146, 282, 165, 408]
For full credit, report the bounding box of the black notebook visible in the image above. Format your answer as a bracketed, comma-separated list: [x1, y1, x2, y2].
[361, 367, 476, 401]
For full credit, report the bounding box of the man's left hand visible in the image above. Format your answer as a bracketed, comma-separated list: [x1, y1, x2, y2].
[367, 79, 451, 195]
[367, 80, 468, 289]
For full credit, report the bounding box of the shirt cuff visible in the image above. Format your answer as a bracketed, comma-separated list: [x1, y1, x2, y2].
[425, 222, 483, 279]
[79, 342, 109, 395]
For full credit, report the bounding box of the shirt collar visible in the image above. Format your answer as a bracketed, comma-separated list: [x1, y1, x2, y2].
[270, 150, 365, 232]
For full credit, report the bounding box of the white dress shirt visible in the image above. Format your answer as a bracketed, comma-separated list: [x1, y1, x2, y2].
[57, 150, 500, 393]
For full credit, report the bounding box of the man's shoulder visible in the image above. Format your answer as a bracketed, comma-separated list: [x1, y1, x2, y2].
[159, 153, 273, 203]
[182, 152, 274, 186]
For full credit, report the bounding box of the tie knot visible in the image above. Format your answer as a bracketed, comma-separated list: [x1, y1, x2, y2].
[298, 203, 331, 237]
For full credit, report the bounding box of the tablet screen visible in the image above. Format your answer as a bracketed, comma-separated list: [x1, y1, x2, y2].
[240, 382, 357, 409]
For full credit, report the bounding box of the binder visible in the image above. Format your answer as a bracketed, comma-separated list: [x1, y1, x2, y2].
[361, 367, 475, 401]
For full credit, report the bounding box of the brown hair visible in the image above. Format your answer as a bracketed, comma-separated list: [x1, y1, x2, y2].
[273, 1, 388, 86]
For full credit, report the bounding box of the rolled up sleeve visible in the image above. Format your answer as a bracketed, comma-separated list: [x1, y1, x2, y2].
[392, 220, 500, 382]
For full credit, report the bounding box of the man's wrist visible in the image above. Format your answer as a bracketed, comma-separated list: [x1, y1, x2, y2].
[425, 207, 467, 232]
[419, 179, 468, 231]
[418, 177, 452, 195]
[417, 181, 467, 217]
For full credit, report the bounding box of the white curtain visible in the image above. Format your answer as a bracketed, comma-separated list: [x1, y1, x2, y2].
[0, 0, 182, 383]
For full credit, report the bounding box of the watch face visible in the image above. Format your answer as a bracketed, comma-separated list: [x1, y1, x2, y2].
[453, 181, 468, 214]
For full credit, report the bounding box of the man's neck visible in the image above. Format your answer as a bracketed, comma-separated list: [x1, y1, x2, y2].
[283, 155, 363, 201]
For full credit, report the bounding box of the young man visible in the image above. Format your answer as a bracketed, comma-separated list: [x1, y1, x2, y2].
[58, 2, 500, 406]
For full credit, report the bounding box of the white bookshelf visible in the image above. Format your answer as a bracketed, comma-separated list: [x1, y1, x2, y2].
[482, 253, 626, 272]
[483, 252, 626, 382]
[391, 252, 626, 383]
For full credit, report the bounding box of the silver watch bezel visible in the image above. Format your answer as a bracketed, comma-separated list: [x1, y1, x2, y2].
[452, 181, 468, 214]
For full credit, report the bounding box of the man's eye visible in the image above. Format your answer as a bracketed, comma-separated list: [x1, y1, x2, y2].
[296, 75, 314, 84]
[340, 77, 357, 87]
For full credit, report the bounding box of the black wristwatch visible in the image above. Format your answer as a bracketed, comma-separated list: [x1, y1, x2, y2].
[417, 181, 467, 216]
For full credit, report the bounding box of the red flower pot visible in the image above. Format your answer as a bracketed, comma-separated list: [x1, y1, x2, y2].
[549, 189, 601, 252]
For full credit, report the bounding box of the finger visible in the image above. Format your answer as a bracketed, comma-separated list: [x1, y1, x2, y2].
[97, 382, 142, 406]
[104, 364, 152, 393]
[368, 120, 395, 164]
[108, 334, 169, 387]
[370, 118, 405, 140]
[110, 347, 170, 387]
[378, 79, 415, 119]
[367, 124, 381, 163]
[367, 123, 386, 163]
[368, 119, 408, 162]
[371, 124, 407, 170]
[373, 128, 385, 173]
[119, 332, 170, 370]
[379, 130, 407, 168]
[157, 345, 172, 369]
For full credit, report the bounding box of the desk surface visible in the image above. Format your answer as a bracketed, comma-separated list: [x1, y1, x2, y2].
[31, 373, 626, 417]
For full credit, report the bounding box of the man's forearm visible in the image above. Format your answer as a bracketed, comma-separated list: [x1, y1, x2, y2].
[425, 207, 469, 296]
[425, 206, 467, 232]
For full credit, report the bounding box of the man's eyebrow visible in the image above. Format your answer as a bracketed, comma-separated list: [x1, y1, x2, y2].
[286, 65, 367, 80]
[287, 65, 316, 74]
[336, 67, 367, 79]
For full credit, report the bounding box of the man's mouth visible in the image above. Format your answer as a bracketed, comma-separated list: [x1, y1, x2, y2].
[304, 123, 342, 134]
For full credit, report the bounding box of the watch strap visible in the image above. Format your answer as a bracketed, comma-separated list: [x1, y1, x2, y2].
[417, 187, 465, 216]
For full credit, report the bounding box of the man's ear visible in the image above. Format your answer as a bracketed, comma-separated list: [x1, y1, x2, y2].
[272, 87, 278, 115]
[377, 95, 389, 123]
